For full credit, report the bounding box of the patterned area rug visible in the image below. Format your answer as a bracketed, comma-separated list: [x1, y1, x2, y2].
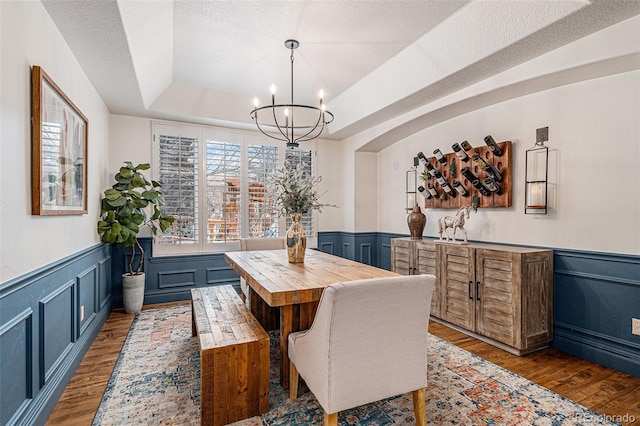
[93, 305, 618, 425]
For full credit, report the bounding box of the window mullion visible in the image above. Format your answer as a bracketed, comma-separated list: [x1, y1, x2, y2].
[240, 139, 249, 239]
[198, 128, 207, 252]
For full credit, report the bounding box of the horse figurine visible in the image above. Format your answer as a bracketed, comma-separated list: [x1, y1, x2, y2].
[438, 206, 472, 243]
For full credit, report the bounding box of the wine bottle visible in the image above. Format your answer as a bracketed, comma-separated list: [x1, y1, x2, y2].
[461, 140, 476, 156]
[471, 179, 491, 196]
[486, 163, 503, 182]
[418, 185, 432, 200]
[427, 183, 438, 197]
[452, 180, 469, 197]
[452, 143, 469, 162]
[483, 177, 502, 195]
[423, 160, 436, 177]
[461, 166, 477, 183]
[471, 153, 489, 171]
[433, 149, 447, 165]
[431, 169, 456, 197]
[416, 152, 429, 166]
[483, 135, 503, 156]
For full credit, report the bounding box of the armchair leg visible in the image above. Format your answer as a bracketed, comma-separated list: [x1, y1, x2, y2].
[324, 411, 338, 426]
[289, 361, 299, 400]
[412, 388, 426, 426]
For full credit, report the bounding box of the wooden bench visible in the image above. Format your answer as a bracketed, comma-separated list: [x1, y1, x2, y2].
[191, 285, 270, 426]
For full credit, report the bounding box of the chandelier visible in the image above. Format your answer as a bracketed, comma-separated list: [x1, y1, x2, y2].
[250, 39, 334, 148]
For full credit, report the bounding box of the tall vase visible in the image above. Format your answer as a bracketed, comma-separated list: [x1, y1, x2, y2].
[287, 213, 306, 263]
[407, 204, 426, 240]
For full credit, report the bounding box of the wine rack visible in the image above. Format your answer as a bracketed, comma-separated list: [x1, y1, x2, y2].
[419, 141, 512, 209]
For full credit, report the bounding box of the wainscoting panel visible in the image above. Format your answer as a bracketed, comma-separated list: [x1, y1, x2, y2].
[0, 309, 33, 426]
[375, 232, 405, 270]
[553, 249, 640, 377]
[39, 281, 74, 387]
[0, 243, 111, 426]
[77, 266, 97, 336]
[157, 269, 197, 289]
[98, 257, 111, 310]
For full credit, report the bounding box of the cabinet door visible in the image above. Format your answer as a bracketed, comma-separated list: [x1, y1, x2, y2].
[415, 240, 439, 317]
[475, 249, 519, 347]
[391, 239, 413, 275]
[441, 245, 475, 330]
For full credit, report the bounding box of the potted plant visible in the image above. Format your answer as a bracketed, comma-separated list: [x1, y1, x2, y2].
[270, 164, 335, 263]
[97, 162, 174, 313]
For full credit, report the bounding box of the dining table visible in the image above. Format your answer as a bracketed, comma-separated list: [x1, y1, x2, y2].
[224, 248, 399, 388]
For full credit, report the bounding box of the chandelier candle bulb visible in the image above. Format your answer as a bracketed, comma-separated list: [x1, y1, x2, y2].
[484, 135, 503, 156]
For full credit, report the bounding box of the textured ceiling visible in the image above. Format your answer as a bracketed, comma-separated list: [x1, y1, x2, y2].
[41, 0, 640, 145]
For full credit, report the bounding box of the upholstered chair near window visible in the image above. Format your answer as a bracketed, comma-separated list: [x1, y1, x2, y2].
[288, 274, 435, 426]
[239, 237, 286, 303]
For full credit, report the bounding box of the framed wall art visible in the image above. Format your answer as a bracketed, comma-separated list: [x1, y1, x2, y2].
[31, 65, 88, 215]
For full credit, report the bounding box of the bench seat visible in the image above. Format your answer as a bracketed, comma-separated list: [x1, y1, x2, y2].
[191, 285, 270, 425]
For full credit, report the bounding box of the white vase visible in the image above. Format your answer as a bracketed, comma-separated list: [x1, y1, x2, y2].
[122, 273, 145, 314]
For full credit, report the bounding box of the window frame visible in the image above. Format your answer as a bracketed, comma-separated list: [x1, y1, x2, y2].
[151, 120, 318, 256]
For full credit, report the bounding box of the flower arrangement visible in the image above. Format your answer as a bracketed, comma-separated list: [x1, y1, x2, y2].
[269, 164, 336, 216]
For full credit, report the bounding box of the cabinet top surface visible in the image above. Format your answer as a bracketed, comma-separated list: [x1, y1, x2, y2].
[392, 237, 552, 254]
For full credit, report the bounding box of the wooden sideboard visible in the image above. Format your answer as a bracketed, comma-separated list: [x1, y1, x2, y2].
[391, 237, 553, 355]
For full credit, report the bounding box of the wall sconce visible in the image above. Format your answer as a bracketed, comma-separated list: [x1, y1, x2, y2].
[406, 157, 418, 213]
[525, 127, 549, 214]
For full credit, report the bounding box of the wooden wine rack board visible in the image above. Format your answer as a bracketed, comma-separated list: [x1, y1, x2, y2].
[422, 141, 512, 209]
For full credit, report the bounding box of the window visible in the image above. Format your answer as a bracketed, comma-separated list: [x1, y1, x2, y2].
[153, 122, 316, 255]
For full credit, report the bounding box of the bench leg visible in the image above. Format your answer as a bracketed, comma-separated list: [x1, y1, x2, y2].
[191, 297, 197, 337]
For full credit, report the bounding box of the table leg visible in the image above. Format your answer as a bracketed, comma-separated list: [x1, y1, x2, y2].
[249, 287, 279, 331]
[279, 305, 293, 389]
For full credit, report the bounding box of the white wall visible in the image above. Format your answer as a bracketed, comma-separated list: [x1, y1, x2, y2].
[0, 1, 110, 283]
[377, 70, 639, 255]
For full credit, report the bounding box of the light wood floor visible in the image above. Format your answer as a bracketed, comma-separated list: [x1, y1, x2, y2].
[48, 302, 640, 425]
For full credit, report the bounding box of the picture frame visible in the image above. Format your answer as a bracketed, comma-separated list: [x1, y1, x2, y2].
[31, 65, 88, 215]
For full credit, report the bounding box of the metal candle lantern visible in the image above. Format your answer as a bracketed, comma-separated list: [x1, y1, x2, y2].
[525, 127, 549, 214]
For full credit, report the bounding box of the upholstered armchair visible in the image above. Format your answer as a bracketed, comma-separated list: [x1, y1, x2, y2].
[288, 274, 435, 426]
[239, 237, 286, 302]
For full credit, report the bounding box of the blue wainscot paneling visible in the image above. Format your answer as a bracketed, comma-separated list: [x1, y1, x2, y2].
[317, 231, 383, 267]
[110, 238, 240, 306]
[552, 249, 640, 377]
[0, 244, 111, 426]
[111, 234, 640, 378]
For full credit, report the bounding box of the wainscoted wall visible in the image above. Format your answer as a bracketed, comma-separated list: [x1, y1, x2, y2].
[0, 244, 111, 426]
[4, 233, 634, 426]
[110, 239, 239, 306]
[553, 249, 640, 377]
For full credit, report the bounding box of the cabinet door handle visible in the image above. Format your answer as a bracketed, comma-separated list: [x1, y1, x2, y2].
[476, 281, 481, 300]
[469, 281, 473, 300]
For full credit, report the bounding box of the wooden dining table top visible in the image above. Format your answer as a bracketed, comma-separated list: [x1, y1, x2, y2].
[224, 249, 399, 307]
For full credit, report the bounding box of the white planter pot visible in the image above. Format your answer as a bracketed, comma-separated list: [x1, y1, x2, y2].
[122, 273, 145, 314]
